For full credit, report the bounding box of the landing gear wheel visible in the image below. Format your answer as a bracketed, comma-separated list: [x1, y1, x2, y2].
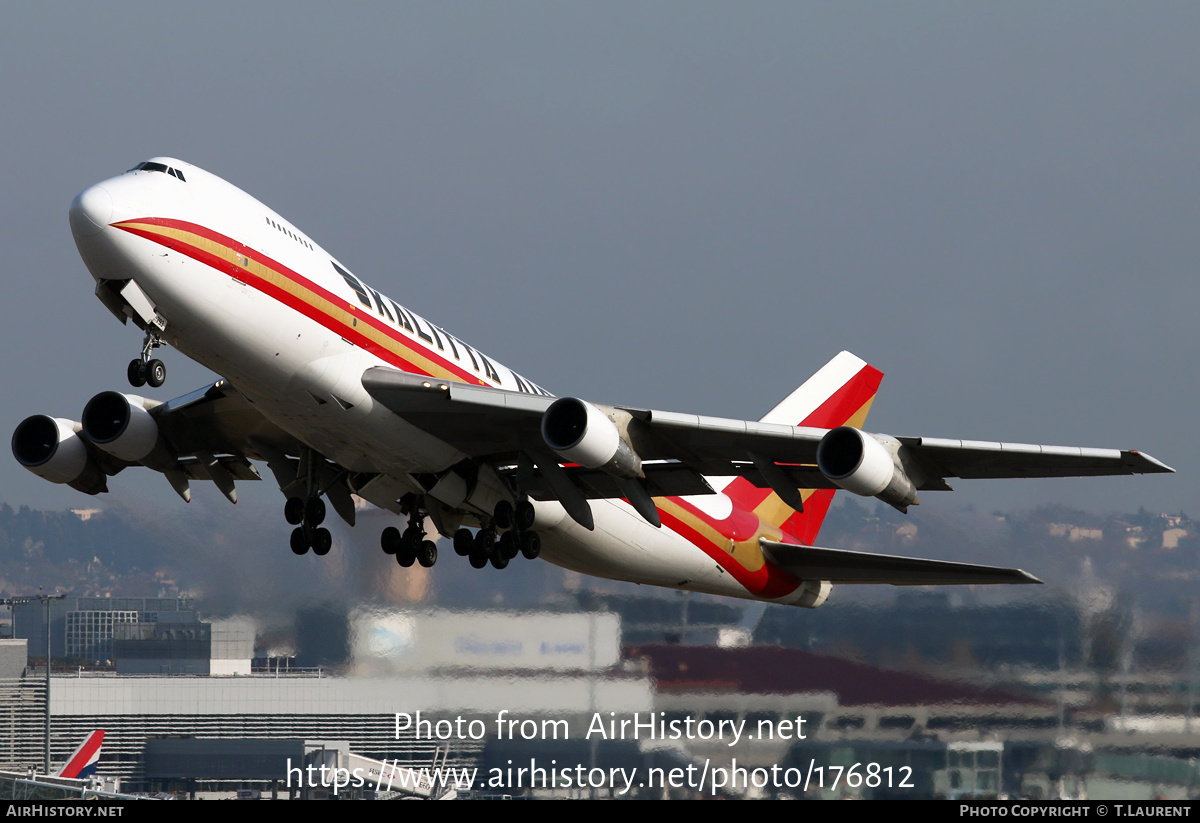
[127, 359, 147, 388]
[516, 500, 536, 532]
[397, 543, 416, 567]
[521, 531, 541, 560]
[418, 540, 438, 568]
[469, 529, 494, 569]
[402, 526, 423, 553]
[498, 531, 518, 561]
[454, 529, 474, 556]
[306, 496, 326, 527]
[290, 528, 309, 555]
[312, 528, 332, 556]
[493, 500, 514, 530]
[491, 550, 510, 570]
[146, 359, 166, 388]
[381, 526, 401, 555]
[284, 497, 305, 526]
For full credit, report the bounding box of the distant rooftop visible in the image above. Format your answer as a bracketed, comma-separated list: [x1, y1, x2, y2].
[624, 644, 1044, 708]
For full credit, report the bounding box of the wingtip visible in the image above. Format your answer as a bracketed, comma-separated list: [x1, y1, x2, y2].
[1129, 451, 1175, 474]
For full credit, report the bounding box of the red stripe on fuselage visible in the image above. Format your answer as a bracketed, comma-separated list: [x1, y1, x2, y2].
[656, 502, 802, 599]
[114, 217, 487, 387]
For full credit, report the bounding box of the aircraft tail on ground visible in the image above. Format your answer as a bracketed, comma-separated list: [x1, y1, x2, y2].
[54, 730, 104, 779]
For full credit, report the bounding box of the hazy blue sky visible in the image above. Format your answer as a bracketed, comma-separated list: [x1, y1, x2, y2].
[1, 3, 1193, 521]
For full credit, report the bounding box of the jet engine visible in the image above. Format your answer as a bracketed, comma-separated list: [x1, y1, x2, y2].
[816, 426, 920, 512]
[541, 398, 642, 479]
[81, 391, 173, 469]
[11, 415, 108, 494]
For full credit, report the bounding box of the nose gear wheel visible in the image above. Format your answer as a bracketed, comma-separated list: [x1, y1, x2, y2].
[127, 331, 167, 388]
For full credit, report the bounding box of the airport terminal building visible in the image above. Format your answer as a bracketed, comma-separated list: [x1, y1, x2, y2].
[1, 610, 649, 793]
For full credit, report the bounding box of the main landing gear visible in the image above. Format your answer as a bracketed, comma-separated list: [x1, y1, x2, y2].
[127, 331, 167, 389]
[453, 499, 541, 571]
[376, 497, 541, 573]
[287, 493, 332, 556]
[380, 503, 437, 568]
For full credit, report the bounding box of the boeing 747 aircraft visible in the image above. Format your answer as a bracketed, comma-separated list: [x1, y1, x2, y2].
[12, 158, 1173, 608]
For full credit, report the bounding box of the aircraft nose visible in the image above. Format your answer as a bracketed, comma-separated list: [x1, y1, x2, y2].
[69, 185, 113, 238]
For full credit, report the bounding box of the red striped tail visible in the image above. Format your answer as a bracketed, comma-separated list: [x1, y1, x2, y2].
[720, 351, 883, 544]
[55, 730, 104, 779]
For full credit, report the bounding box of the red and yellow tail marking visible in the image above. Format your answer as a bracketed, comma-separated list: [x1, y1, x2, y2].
[653, 358, 882, 599]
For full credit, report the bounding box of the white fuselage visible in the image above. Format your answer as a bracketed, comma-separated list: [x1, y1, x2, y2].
[68, 158, 813, 606]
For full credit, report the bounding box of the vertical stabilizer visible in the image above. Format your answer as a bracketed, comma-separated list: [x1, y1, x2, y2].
[54, 730, 104, 779]
[721, 351, 883, 544]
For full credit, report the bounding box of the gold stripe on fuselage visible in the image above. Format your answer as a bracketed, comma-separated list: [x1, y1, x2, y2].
[118, 221, 477, 384]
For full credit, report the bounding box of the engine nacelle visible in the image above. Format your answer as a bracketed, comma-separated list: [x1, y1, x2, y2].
[816, 426, 919, 511]
[791, 579, 833, 609]
[541, 398, 642, 479]
[81, 392, 172, 468]
[11, 415, 107, 494]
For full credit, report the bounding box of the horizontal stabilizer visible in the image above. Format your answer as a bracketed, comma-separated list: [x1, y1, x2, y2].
[760, 538, 1041, 586]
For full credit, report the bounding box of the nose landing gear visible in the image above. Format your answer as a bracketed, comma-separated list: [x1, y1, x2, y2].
[127, 331, 167, 389]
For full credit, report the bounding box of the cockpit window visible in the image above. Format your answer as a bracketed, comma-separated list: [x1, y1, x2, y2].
[127, 161, 186, 181]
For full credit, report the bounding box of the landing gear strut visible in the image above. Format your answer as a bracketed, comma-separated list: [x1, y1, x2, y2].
[127, 331, 167, 389]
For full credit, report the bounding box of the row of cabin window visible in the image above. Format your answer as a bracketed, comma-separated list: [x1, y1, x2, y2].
[265, 216, 313, 251]
[331, 261, 549, 395]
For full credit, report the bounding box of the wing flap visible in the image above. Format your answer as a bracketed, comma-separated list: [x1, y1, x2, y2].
[760, 538, 1042, 585]
[515, 462, 715, 501]
[175, 456, 263, 482]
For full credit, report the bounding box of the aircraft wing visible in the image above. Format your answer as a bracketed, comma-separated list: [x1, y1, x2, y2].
[889, 436, 1172, 479]
[16, 380, 306, 504]
[144, 380, 299, 459]
[361, 366, 1172, 525]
